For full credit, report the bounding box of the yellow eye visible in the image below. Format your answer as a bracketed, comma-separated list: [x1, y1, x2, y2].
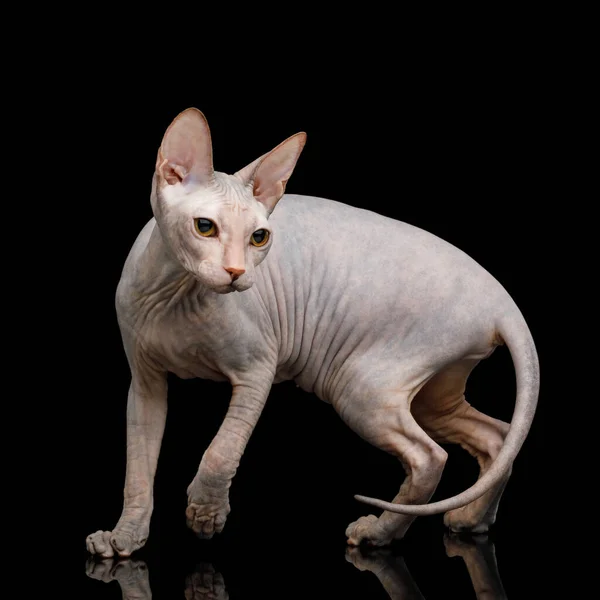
[194, 218, 216, 237]
[251, 229, 270, 247]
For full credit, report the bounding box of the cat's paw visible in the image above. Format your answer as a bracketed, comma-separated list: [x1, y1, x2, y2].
[185, 563, 229, 600]
[444, 507, 492, 533]
[86, 530, 145, 558]
[346, 515, 393, 547]
[186, 499, 230, 539]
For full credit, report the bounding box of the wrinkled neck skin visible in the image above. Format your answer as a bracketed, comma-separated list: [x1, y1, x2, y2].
[122, 175, 226, 317]
[116, 180, 277, 385]
[118, 220, 218, 328]
[141, 222, 190, 292]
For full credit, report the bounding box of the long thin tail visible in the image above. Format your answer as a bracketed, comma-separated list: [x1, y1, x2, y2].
[354, 307, 540, 516]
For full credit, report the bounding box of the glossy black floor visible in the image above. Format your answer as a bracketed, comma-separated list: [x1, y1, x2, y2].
[79, 504, 551, 599]
[76, 370, 554, 599]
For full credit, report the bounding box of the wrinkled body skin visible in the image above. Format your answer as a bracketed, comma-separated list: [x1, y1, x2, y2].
[87, 109, 538, 558]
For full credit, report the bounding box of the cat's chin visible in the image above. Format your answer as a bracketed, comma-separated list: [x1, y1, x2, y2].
[211, 284, 237, 295]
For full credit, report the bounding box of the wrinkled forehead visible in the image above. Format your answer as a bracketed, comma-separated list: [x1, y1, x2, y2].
[214, 173, 257, 215]
[164, 172, 268, 225]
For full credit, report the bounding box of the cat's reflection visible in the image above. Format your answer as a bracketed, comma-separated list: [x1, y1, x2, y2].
[345, 545, 426, 599]
[346, 533, 507, 599]
[184, 563, 229, 600]
[86, 558, 152, 600]
[86, 559, 228, 600]
[85, 534, 505, 600]
[443, 533, 508, 600]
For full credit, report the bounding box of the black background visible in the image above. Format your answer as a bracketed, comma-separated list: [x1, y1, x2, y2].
[46, 39, 577, 599]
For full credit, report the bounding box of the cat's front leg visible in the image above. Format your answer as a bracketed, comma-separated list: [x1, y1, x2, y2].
[87, 367, 167, 557]
[186, 376, 272, 538]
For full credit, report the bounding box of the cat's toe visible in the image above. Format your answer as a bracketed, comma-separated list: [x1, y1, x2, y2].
[346, 515, 392, 547]
[86, 531, 115, 558]
[86, 530, 142, 558]
[186, 500, 230, 539]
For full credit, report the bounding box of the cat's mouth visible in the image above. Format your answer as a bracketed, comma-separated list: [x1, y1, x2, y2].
[231, 278, 253, 292]
[212, 281, 251, 294]
[197, 273, 253, 294]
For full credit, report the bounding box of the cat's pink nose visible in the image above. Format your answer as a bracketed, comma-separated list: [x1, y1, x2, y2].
[225, 266, 245, 281]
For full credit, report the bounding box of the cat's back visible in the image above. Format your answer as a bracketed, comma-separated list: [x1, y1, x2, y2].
[270, 194, 403, 234]
[265, 193, 511, 312]
[268, 194, 484, 274]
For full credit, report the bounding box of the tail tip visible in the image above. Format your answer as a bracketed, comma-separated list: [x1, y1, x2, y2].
[354, 494, 371, 503]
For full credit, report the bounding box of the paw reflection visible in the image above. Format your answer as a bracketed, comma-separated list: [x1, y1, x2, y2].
[444, 533, 507, 600]
[86, 534, 506, 599]
[345, 546, 425, 599]
[86, 558, 229, 600]
[185, 563, 229, 600]
[346, 534, 507, 599]
[86, 557, 151, 599]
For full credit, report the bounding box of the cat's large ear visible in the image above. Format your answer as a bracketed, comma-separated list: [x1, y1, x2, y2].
[235, 132, 306, 214]
[156, 108, 214, 188]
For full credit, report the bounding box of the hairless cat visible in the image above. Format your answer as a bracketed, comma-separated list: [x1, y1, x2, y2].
[86, 108, 539, 558]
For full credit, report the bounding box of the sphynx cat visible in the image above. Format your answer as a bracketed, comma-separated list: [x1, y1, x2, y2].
[86, 108, 539, 558]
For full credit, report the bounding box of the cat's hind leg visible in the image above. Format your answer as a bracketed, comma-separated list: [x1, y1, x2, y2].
[336, 379, 448, 546]
[411, 359, 511, 533]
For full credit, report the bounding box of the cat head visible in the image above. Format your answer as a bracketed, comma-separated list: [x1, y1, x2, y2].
[151, 108, 306, 294]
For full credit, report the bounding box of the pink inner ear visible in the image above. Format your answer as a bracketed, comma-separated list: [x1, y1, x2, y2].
[158, 156, 188, 185]
[254, 174, 285, 207]
[157, 108, 214, 186]
[251, 133, 306, 211]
